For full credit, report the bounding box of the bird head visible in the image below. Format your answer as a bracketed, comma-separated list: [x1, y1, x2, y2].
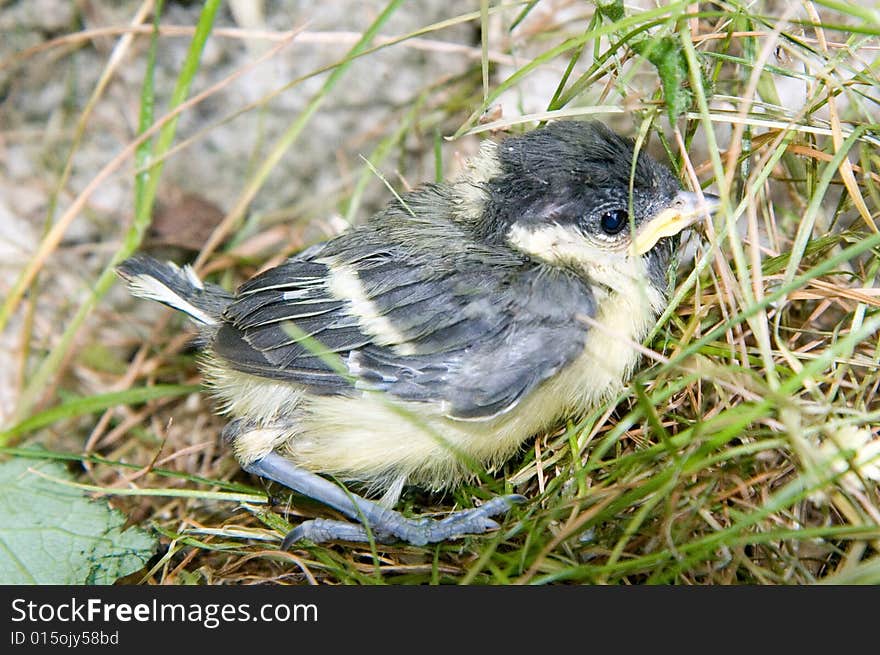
[458, 121, 719, 294]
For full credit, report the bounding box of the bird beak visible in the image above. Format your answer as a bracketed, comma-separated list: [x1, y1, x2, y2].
[630, 190, 721, 256]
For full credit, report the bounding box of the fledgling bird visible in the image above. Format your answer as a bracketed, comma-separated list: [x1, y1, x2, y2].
[117, 121, 719, 546]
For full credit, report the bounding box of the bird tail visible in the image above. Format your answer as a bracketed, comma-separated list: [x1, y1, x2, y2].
[116, 254, 232, 326]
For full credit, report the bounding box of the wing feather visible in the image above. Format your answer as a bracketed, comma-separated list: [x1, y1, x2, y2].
[211, 203, 596, 416]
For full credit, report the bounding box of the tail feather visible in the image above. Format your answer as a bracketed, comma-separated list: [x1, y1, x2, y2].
[117, 254, 232, 325]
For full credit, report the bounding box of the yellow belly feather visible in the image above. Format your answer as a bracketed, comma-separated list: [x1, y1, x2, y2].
[204, 276, 662, 496]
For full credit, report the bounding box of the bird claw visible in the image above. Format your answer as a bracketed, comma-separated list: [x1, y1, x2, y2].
[246, 452, 524, 548]
[282, 519, 389, 548]
[283, 493, 525, 547]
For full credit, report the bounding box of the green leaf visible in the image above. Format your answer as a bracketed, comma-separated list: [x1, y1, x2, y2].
[759, 233, 841, 276]
[632, 35, 693, 121]
[597, 0, 625, 22]
[0, 456, 158, 584]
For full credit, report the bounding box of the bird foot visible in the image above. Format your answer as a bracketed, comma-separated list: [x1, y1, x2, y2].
[242, 452, 523, 547]
[283, 494, 525, 547]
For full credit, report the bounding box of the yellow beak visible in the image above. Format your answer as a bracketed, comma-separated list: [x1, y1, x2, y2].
[630, 191, 720, 256]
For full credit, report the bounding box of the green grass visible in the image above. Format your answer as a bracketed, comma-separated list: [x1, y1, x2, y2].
[2, 0, 879, 584]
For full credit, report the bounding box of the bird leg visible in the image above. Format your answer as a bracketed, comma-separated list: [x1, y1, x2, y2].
[243, 451, 524, 547]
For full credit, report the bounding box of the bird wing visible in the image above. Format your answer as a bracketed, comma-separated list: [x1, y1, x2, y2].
[213, 226, 596, 420]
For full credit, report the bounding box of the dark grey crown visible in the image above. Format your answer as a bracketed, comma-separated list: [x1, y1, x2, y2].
[479, 121, 681, 242]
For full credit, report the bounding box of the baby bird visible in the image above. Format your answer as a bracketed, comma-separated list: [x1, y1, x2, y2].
[118, 121, 718, 546]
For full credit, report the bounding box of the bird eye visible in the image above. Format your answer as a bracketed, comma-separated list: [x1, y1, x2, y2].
[599, 209, 628, 235]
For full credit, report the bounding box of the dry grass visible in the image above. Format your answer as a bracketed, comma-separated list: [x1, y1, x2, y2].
[1, 0, 878, 584]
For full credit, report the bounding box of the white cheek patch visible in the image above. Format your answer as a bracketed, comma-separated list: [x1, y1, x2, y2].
[322, 263, 416, 356]
[507, 223, 615, 268]
[507, 223, 662, 307]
